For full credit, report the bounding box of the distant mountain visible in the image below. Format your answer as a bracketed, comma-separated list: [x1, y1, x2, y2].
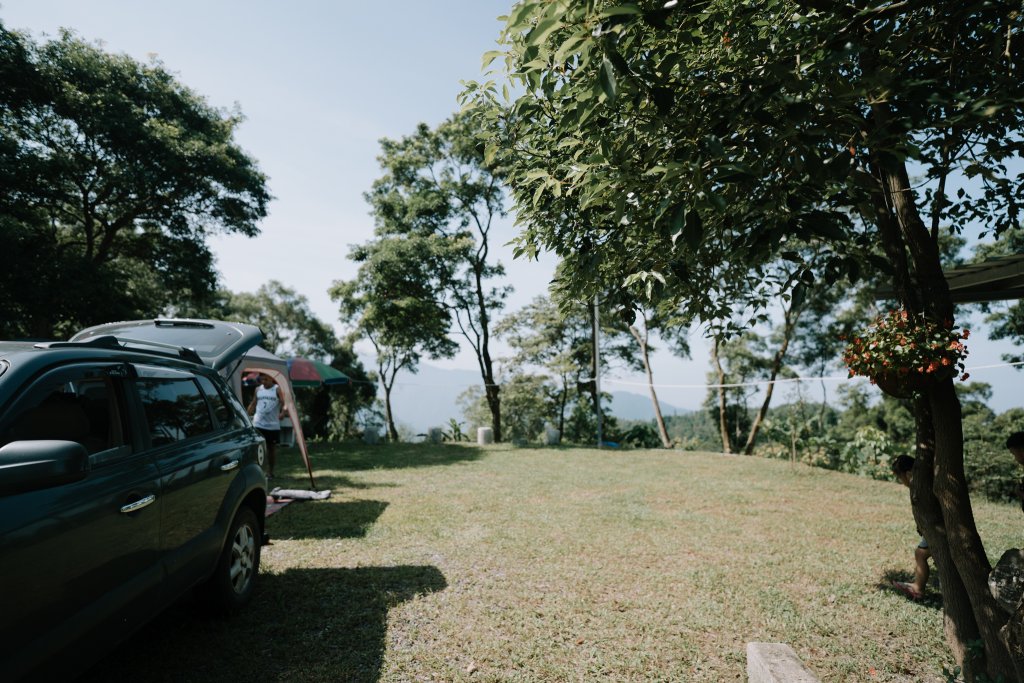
[383, 362, 480, 434]
[608, 391, 690, 422]
[362, 358, 689, 433]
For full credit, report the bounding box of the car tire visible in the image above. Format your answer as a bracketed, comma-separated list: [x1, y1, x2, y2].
[199, 506, 261, 613]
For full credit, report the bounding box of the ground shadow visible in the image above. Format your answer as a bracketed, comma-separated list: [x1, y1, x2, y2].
[880, 568, 944, 609]
[267, 498, 389, 541]
[306, 442, 485, 472]
[78, 565, 447, 682]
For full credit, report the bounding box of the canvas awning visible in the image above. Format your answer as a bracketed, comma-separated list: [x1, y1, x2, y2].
[876, 254, 1024, 304]
[227, 346, 316, 489]
[941, 255, 1024, 303]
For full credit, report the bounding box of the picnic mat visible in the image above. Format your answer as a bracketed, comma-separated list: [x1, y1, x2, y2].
[265, 496, 293, 517]
[265, 488, 331, 518]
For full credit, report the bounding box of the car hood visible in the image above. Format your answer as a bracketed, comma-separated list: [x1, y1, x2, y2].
[71, 319, 263, 372]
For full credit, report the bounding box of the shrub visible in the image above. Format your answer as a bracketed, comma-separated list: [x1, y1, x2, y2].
[835, 427, 903, 481]
[620, 423, 664, 449]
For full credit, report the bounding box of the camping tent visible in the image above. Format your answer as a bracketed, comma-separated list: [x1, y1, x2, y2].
[224, 346, 316, 488]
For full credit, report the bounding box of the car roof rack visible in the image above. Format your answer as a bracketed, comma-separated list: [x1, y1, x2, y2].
[36, 335, 204, 365]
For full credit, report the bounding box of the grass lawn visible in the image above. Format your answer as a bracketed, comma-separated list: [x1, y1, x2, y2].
[82, 442, 1021, 682]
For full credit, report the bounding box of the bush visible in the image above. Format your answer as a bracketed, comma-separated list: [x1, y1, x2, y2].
[834, 427, 903, 481]
[620, 423, 664, 449]
[962, 406, 1024, 502]
[964, 441, 1021, 502]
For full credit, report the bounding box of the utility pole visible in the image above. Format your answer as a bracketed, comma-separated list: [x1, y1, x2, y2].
[593, 295, 603, 449]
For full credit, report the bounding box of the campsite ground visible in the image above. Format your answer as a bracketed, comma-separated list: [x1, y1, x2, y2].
[81, 442, 1021, 682]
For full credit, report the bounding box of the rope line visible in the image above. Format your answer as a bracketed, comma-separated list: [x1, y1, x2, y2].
[368, 360, 1024, 390]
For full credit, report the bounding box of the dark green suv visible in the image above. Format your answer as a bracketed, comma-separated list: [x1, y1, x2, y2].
[0, 319, 268, 680]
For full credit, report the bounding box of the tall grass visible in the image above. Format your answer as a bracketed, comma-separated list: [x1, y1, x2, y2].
[82, 443, 1022, 682]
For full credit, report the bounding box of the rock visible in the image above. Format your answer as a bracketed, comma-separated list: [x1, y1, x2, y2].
[989, 548, 1024, 614]
[747, 642, 820, 683]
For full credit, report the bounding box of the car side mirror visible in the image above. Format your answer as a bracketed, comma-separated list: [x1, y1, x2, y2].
[0, 440, 89, 496]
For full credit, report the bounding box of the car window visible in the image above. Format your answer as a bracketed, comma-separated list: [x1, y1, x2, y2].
[135, 377, 215, 447]
[0, 369, 130, 461]
[195, 374, 247, 430]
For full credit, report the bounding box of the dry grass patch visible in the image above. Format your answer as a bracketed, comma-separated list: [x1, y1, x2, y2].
[82, 442, 1021, 682]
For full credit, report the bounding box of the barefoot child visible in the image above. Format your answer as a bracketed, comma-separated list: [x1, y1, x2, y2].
[891, 455, 932, 600]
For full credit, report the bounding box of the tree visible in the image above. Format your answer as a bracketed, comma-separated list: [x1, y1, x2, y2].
[213, 281, 337, 359]
[467, 2, 1024, 677]
[331, 236, 459, 442]
[497, 291, 637, 443]
[0, 25, 269, 339]
[458, 373, 554, 442]
[496, 295, 589, 440]
[361, 113, 510, 440]
[621, 305, 691, 447]
[705, 333, 760, 453]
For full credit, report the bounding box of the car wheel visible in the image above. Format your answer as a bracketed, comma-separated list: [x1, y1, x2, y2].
[200, 506, 261, 613]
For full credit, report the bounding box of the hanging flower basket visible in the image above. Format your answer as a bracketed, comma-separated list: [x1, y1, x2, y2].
[842, 309, 970, 398]
[871, 368, 947, 398]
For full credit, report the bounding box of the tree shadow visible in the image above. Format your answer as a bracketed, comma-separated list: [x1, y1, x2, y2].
[880, 568, 944, 609]
[78, 565, 447, 682]
[306, 442, 485, 472]
[267, 498, 389, 541]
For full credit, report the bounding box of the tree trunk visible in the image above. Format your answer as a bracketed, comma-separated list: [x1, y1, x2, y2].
[873, 155, 1014, 679]
[712, 339, 732, 454]
[930, 379, 1012, 679]
[743, 301, 801, 455]
[485, 381, 502, 443]
[909, 396, 977, 673]
[557, 373, 569, 444]
[383, 383, 398, 442]
[629, 323, 672, 448]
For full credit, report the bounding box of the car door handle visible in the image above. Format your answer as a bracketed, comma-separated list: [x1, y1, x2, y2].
[120, 494, 156, 514]
[220, 459, 240, 472]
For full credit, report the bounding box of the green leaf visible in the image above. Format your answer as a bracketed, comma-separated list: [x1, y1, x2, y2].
[669, 203, 685, 234]
[599, 57, 618, 102]
[605, 45, 631, 75]
[554, 32, 589, 64]
[481, 50, 503, 71]
[790, 282, 806, 309]
[683, 210, 702, 249]
[599, 4, 642, 18]
[507, 1, 542, 30]
[528, 17, 564, 46]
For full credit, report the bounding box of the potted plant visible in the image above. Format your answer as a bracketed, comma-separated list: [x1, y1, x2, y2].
[842, 309, 970, 398]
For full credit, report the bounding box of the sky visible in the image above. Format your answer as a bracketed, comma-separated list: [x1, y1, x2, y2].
[2, 1, 1021, 417]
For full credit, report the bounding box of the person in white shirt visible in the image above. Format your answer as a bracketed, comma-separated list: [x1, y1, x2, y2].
[248, 373, 285, 478]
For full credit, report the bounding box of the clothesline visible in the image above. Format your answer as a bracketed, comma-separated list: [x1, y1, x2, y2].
[364, 360, 1024, 390]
